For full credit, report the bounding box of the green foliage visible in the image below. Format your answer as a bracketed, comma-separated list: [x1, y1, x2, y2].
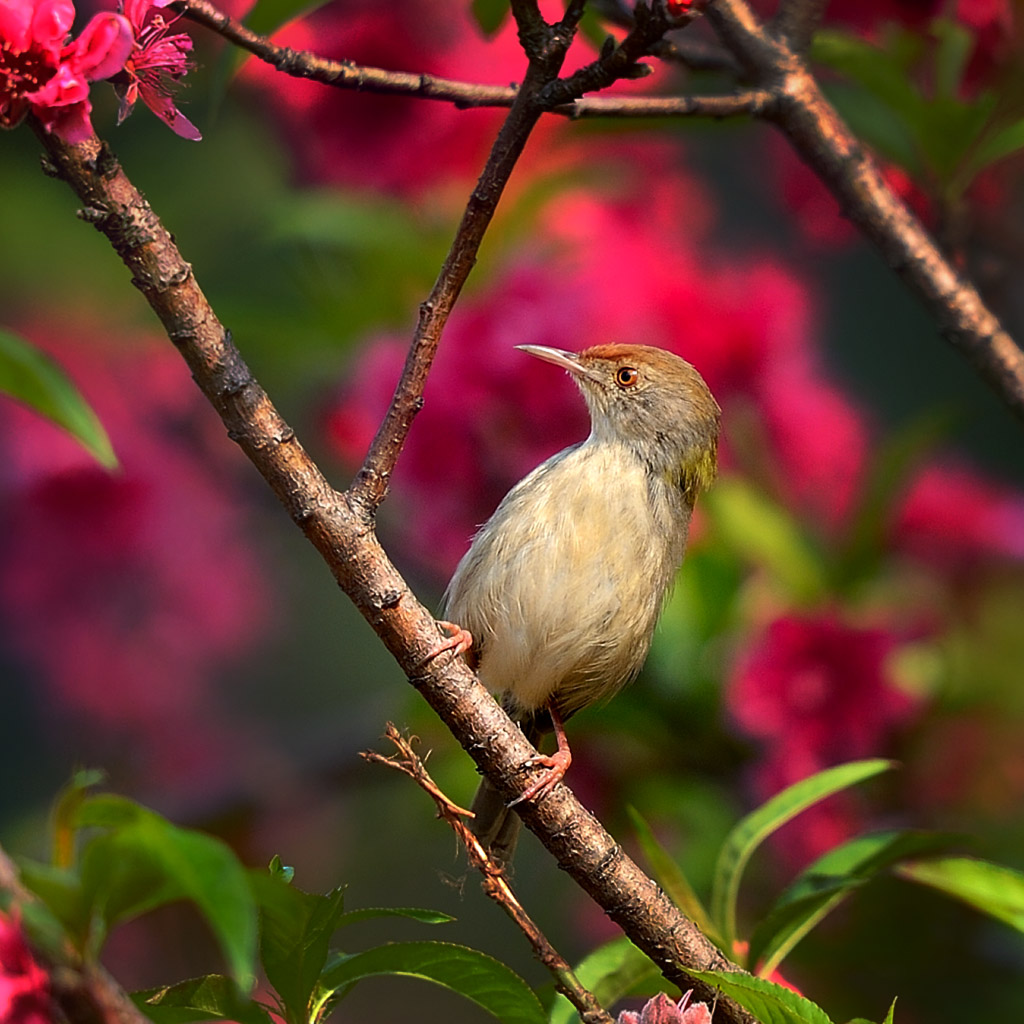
[471, 0, 510, 36]
[812, 19, 1024, 201]
[898, 857, 1024, 935]
[18, 775, 257, 987]
[747, 830, 961, 976]
[0, 326, 116, 468]
[711, 760, 894, 950]
[320, 941, 548, 1024]
[688, 969, 835, 1024]
[135, 976, 275, 1024]
[549, 937, 662, 1024]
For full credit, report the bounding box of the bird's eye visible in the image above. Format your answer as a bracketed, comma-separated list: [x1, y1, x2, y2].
[615, 366, 639, 388]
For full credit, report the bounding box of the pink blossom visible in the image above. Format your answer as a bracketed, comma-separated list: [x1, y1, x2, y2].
[892, 461, 1024, 572]
[0, 911, 50, 1024]
[239, 0, 546, 193]
[112, 0, 200, 139]
[727, 613, 919, 864]
[0, 0, 132, 142]
[617, 990, 712, 1024]
[0, 328, 272, 787]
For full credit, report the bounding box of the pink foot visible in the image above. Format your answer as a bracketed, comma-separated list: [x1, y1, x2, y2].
[430, 620, 474, 660]
[509, 704, 572, 807]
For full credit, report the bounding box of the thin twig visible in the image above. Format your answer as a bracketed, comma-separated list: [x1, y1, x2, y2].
[180, 0, 750, 121]
[347, 6, 579, 514]
[362, 725, 614, 1024]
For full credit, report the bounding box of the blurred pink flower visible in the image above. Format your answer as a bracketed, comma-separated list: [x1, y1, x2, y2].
[0, 329, 272, 782]
[727, 613, 918, 864]
[239, 0, 533, 193]
[617, 990, 712, 1024]
[892, 461, 1024, 572]
[112, 0, 200, 140]
[0, 911, 50, 1024]
[0, 0, 132, 141]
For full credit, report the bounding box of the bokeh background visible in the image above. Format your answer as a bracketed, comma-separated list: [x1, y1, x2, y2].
[2, 1, 1024, 1021]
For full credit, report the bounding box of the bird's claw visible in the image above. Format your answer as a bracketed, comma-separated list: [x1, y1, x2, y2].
[508, 747, 572, 807]
[430, 620, 474, 660]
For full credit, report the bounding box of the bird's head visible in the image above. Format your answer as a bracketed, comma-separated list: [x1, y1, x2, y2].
[517, 343, 720, 502]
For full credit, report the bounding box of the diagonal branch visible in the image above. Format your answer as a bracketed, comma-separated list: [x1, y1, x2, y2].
[348, 4, 580, 513]
[30, 121, 758, 1024]
[705, 0, 1024, 423]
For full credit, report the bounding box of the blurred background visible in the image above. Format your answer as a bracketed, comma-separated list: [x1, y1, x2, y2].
[2, 0, 1023, 1021]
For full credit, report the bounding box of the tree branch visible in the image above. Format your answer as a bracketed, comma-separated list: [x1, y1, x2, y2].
[771, 0, 830, 53]
[345, 9, 574, 513]
[179, 0, 752, 122]
[705, 0, 1024, 422]
[31, 124, 758, 1024]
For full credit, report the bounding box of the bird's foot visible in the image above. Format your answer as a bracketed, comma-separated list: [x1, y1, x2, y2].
[508, 747, 572, 807]
[426, 620, 474, 662]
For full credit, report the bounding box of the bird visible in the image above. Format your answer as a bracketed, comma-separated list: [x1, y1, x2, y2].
[438, 343, 720, 864]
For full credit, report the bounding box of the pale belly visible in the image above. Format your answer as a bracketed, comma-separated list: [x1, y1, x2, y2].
[445, 442, 690, 719]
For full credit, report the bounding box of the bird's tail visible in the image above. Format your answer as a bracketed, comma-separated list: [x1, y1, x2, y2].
[470, 713, 544, 867]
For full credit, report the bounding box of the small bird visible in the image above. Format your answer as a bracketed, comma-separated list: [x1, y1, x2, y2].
[440, 343, 720, 863]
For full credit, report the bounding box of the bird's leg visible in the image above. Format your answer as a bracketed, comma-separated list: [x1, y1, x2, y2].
[509, 704, 572, 807]
[430, 620, 474, 659]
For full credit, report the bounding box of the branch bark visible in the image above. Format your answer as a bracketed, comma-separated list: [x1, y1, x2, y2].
[31, 123, 758, 1024]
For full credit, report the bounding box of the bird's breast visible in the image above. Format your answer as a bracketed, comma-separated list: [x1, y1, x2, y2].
[444, 442, 692, 718]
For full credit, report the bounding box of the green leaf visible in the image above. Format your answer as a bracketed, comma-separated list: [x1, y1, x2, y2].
[627, 806, 717, 939]
[243, 0, 331, 38]
[337, 906, 455, 927]
[471, 0, 509, 36]
[711, 760, 894, 949]
[703, 478, 828, 604]
[14, 860, 90, 951]
[319, 941, 546, 1024]
[51, 768, 106, 869]
[0, 327, 116, 468]
[687, 969, 833, 1024]
[897, 857, 1024, 934]
[963, 116, 1024, 179]
[883, 997, 898, 1024]
[549, 937, 661, 1024]
[931, 19, 972, 99]
[133, 975, 274, 1024]
[75, 796, 257, 988]
[248, 871, 347, 1024]
[748, 830, 958, 975]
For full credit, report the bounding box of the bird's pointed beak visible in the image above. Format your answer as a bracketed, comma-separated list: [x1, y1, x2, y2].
[515, 345, 588, 377]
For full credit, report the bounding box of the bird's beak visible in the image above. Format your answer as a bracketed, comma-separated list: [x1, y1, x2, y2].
[516, 345, 590, 379]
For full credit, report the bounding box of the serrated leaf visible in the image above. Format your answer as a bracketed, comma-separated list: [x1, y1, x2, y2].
[549, 936, 661, 1024]
[337, 906, 455, 927]
[133, 974, 273, 1024]
[319, 941, 546, 1024]
[687, 969, 833, 1024]
[248, 871, 347, 1023]
[627, 806, 717, 939]
[0, 328, 116, 468]
[703, 478, 828, 604]
[75, 796, 257, 988]
[711, 761, 894, 949]
[897, 857, 1024, 934]
[750, 829, 959, 974]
